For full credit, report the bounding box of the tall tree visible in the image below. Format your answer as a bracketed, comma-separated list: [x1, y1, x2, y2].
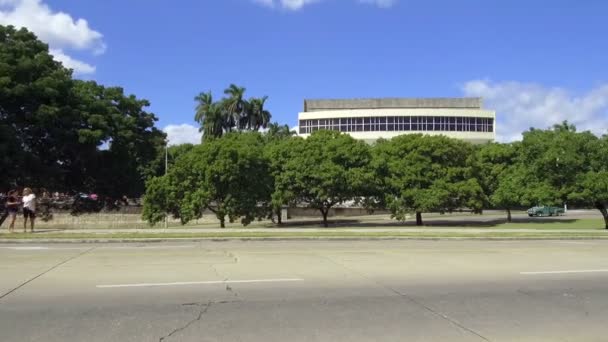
[265, 123, 295, 141]
[223, 84, 247, 131]
[372, 134, 484, 226]
[0, 25, 166, 197]
[143, 133, 272, 228]
[194, 91, 213, 128]
[472, 142, 520, 221]
[271, 130, 371, 227]
[246, 96, 271, 131]
[491, 165, 555, 222]
[0, 25, 75, 190]
[264, 134, 301, 224]
[570, 135, 608, 228]
[193, 86, 273, 138]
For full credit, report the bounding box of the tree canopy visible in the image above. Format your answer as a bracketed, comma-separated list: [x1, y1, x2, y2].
[194, 85, 272, 140]
[269, 130, 371, 227]
[143, 133, 272, 228]
[0, 25, 166, 197]
[372, 134, 484, 226]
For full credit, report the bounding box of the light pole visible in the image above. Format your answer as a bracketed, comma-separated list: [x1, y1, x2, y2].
[164, 140, 169, 229]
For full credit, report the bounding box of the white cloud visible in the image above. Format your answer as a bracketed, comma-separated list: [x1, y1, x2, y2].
[252, 0, 395, 10]
[462, 80, 608, 142]
[0, 0, 105, 74]
[49, 49, 95, 74]
[163, 124, 202, 146]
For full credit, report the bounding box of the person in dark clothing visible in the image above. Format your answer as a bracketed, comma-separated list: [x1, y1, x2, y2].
[5, 190, 20, 233]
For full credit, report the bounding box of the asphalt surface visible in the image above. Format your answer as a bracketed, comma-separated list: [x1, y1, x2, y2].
[1, 240, 607, 341]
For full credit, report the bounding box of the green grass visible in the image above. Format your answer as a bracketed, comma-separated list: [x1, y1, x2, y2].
[485, 219, 604, 230]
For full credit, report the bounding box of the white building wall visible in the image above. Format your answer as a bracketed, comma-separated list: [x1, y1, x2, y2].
[298, 108, 496, 144]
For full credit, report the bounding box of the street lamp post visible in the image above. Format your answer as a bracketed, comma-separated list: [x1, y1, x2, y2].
[164, 141, 169, 229]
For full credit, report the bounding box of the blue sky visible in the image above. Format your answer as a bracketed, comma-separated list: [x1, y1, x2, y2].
[1, 0, 607, 143]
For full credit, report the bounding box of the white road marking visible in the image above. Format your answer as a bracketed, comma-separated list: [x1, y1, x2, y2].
[0, 246, 49, 250]
[101, 245, 197, 250]
[521, 269, 608, 275]
[97, 278, 304, 288]
[0, 246, 85, 250]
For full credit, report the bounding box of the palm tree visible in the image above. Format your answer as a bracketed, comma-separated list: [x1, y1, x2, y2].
[202, 103, 224, 140]
[247, 96, 272, 131]
[266, 122, 295, 140]
[194, 91, 214, 132]
[223, 84, 247, 131]
[194, 92, 225, 140]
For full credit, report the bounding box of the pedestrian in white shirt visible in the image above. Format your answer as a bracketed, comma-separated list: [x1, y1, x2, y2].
[22, 187, 36, 233]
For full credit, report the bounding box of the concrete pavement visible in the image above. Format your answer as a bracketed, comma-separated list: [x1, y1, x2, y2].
[1, 240, 608, 341]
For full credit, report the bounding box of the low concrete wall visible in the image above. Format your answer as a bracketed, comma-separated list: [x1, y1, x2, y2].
[287, 207, 391, 218]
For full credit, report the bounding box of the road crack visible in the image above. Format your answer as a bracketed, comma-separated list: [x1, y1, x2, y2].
[0, 246, 96, 301]
[159, 301, 212, 342]
[159, 300, 242, 341]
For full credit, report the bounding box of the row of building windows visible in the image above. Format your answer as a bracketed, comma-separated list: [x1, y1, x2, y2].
[299, 116, 494, 134]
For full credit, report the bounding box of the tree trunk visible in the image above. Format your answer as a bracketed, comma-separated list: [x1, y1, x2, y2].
[416, 212, 423, 226]
[320, 208, 329, 228]
[220, 216, 225, 228]
[596, 202, 608, 229]
[506, 208, 512, 223]
[276, 207, 282, 225]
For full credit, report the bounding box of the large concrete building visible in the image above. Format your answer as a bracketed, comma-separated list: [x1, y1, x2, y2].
[298, 97, 496, 144]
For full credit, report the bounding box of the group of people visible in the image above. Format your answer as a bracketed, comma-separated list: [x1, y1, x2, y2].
[0, 188, 37, 233]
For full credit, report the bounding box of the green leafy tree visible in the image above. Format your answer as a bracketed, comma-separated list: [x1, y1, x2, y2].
[491, 165, 555, 222]
[471, 142, 519, 208]
[0, 25, 166, 196]
[373, 134, 484, 226]
[0, 25, 75, 190]
[270, 130, 371, 227]
[264, 135, 302, 224]
[143, 133, 272, 228]
[570, 171, 608, 229]
[570, 136, 608, 228]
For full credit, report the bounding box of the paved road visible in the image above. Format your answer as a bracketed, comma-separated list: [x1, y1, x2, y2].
[1, 240, 607, 341]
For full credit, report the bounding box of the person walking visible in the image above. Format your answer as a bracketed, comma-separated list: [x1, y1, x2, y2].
[22, 188, 36, 233]
[5, 190, 20, 233]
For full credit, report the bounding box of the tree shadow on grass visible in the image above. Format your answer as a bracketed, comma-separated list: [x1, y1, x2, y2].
[274, 216, 581, 229]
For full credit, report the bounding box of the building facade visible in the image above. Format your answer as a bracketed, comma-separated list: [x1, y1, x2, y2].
[298, 98, 496, 144]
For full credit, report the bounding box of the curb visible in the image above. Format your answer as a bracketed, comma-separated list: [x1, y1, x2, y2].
[1, 236, 608, 244]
